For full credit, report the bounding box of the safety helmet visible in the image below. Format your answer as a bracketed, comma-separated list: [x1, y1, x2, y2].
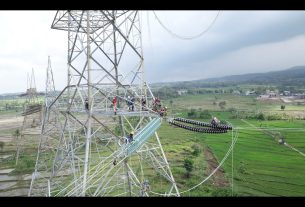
[130, 131, 134, 135]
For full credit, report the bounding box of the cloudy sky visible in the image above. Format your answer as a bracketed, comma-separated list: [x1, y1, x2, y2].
[1, 10, 305, 94]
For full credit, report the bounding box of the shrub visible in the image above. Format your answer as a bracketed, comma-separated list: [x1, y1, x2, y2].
[199, 110, 211, 119]
[191, 144, 202, 156]
[281, 105, 285, 110]
[256, 112, 265, 120]
[187, 109, 198, 118]
[184, 158, 194, 178]
[238, 162, 247, 174]
[266, 113, 282, 120]
[219, 101, 226, 109]
[227, 107, 237, 113]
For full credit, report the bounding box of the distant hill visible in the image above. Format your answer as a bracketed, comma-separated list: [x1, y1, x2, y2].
[151, 66, 305, 88]
[201, 66, 305, 85]
[0, 91, 47, 99]
[2, 66, 305, 96]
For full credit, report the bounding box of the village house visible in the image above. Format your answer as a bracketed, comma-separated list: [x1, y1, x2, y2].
[177, 89, 188, 96]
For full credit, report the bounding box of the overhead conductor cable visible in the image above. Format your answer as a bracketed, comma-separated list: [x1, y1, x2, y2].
[152, 10, 221, 40]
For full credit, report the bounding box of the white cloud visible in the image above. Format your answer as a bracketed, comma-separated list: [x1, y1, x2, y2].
[189, 34, 305, 79]
[1, 11, 305, 93]
[0, 11, 67, 93]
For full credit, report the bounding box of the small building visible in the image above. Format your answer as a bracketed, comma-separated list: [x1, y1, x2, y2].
[177, 89, 188, 96]
[283, 91, 291, 96]
[266, 90, 277, 98]
[294, 93, 305, 99]
[245, 90, 256, 96]
[268, 92, 277, 98]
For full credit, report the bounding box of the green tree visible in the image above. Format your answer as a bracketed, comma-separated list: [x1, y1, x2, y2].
[281, 105, 285, 110]
[184, 158, 194, 178]
[256, 112, 265, 120]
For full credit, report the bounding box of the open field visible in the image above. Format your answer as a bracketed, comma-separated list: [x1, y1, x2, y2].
[1, 93, 305, 196]
[159, 94, 305, 196]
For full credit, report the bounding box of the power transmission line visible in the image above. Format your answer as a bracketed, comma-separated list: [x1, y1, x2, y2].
[152, 10, 221, 40]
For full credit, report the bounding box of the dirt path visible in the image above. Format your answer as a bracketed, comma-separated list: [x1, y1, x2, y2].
[204, 146, 229, 187]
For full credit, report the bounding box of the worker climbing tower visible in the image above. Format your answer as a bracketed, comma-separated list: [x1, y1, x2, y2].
[29, 10, 180, 197]
[15, 68, 42, 165]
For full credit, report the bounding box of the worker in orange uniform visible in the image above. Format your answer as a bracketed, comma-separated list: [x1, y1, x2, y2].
[112, 96, 117, 115]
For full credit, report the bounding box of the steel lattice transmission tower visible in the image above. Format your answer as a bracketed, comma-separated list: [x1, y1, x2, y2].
[16, 68, 42, 165]
[29, 10, 180, 197]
